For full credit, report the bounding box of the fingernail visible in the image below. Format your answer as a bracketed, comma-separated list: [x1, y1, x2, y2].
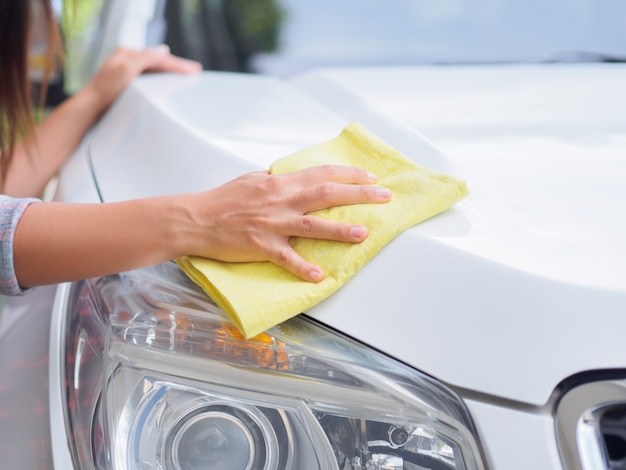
[376, 187, 392, 199]
[349, 226, 367, 239]
[367, 171, 378, 182]
[309, 268, 324, 282]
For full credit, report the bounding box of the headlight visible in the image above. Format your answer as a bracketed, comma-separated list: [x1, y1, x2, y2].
[59, 262, 486, 469]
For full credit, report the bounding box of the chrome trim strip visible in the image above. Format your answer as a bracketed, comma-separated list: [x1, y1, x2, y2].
[556, 380, 626, 470]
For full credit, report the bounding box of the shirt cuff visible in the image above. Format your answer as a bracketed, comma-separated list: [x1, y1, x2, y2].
[0, 197, 41, 296]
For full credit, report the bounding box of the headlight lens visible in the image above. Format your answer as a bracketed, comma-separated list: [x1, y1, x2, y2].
[62, 262, 486, 469]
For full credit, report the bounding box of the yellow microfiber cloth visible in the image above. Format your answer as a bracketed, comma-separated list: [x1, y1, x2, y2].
[176, 122, 468, 338]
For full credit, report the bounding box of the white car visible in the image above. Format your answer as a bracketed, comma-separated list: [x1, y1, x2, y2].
[1, 1, 625, 469]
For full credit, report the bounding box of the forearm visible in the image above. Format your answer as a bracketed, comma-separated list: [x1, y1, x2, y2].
[3, 88, 106, 198]
[13, 196, 185, 288]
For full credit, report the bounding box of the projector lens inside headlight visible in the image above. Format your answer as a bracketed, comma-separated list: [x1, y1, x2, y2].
[165, 403, 273, 469]
[61, 262, 486, 469]
[170, 410, 253, 468]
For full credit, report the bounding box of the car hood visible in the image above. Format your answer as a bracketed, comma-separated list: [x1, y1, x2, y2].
[84, 65, 626, 406]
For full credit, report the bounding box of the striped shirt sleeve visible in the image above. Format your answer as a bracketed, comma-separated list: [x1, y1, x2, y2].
[0, 195, 41, 296]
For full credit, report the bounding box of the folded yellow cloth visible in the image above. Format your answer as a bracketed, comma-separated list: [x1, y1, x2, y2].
[177, 122, 468, 338]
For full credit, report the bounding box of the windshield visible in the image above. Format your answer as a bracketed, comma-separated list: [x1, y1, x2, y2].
[250, 0, 626, 76]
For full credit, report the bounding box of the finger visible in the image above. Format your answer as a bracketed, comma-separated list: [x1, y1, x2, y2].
[285, 215, 369, 243]
[286, 164, 378, 186]
[295, 182, 392, 213]
[270, 244, 326, 283]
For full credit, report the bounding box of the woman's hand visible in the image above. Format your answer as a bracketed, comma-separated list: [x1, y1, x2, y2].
[175, 165, 392, 282]
[81, 45, 202, 116]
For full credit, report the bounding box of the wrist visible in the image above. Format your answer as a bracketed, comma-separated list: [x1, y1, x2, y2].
[71, 82, 111, 122]
[162, 193, 203, 259]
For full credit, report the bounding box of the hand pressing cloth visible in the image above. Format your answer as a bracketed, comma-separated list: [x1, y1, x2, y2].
[176, 122, 468, 338]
